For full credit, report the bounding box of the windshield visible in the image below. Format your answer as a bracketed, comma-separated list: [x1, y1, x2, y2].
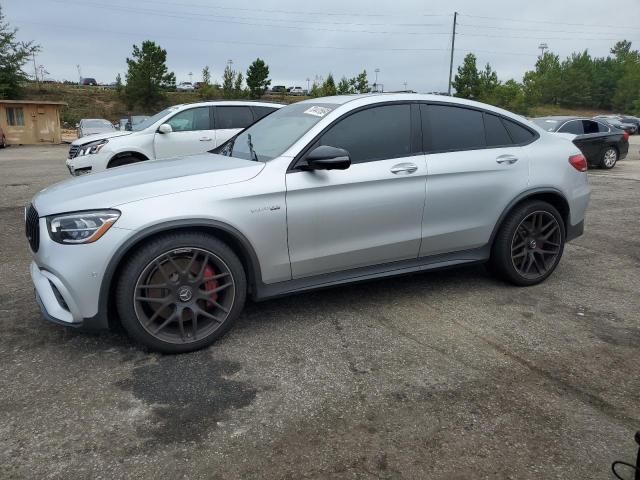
[84, 120, 113, 129]
[531, 118, 561, 132]
[132, 107, 179, 131]
[220, 103, 335, 162]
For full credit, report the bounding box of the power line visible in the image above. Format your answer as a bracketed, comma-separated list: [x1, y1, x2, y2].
[459, 21, 640, 36]
[457, 31, 622, 42]
[16, 19, 452, 52]
[109, 0, 453, 18]
[460, 13, 640, 32]
[50, 0, 451, 36]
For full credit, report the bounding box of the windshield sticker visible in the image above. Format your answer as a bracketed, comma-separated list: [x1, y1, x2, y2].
[304, 106, 332, 117]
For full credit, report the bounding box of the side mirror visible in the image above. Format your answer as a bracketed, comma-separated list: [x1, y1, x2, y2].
[75, 123, 80, 128]
[302, 145, 351, 171]
[158, 123, 172, 134]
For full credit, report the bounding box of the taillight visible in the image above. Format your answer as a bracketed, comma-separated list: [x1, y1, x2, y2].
[569, 154, 588, 172]
[623, 131, 630, 142]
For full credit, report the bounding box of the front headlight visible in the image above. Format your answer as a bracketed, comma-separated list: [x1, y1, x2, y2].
[78, 139, 108, 156]
[47, 210, 120, 244]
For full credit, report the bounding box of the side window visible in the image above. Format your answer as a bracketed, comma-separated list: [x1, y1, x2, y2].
[215, 106, 254, 129]
[252, 106, 277, 121]
[426, 105, 485, 152]
[319, 104, 411, 164]
[558, 120, 583, 135]
[6, 107, 25, 126]
[484, 113, 512, 147]
[166, 107, 211, 132]
[596, 121, 610, 133]
[503, 118, 537, 143]
[582, 120, 599, 135]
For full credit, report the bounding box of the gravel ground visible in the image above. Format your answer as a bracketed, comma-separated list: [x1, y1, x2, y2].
[0, 140, 638, 479]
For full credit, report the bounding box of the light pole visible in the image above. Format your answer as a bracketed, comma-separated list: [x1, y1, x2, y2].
[76, 64, 82, 84]
[538, 43, 549, 57]
[403, 81, 408, 91]
[306, 77, 310, 92]
[188, 71, 193, 84]
[374, 68, 380, 92]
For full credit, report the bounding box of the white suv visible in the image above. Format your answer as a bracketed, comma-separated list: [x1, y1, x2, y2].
[65, 101, 283, 175]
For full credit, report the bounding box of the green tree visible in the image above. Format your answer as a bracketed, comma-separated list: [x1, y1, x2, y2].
[558, 51, 594, 107]
[491, 80, 528, 114]
[246, 58, 271, 98]
[115, 73, 123, 94]
[0, 6, 39, 98]
[202, 66, 211, 86]
[309, 81, 321, 97]
[452, 53, 480, 99]
[322, 73, 336, 96]
[124, 41, 175, 110]
[222, 65, 235, 98]
[477, 63, 499, 102]
[353, 70, 369, 93]
[234, 71, 244, 97]
[522, 52, 562, 106]
[336, 76, 352, 95]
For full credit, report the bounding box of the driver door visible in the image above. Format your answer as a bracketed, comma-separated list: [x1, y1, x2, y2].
[285, 103, 427, 279]
[153, 106, 215, 159]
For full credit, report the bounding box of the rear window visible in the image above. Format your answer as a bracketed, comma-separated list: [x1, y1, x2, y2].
[426, 105, 485, 152]
[215, 106, 254, 129]
[503, 118, 536, 143]
[484, 114, 512, 147]
[251, 106, 277, 121]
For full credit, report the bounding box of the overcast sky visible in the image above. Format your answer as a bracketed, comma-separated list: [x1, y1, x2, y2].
[5, 0, 640, 92]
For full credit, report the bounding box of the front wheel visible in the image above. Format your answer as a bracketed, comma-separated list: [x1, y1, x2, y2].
[600, 147, 618, 169]
[108, 155, 143, 169]
[116, 232, 247, 353]
[490, 201, 565, 286]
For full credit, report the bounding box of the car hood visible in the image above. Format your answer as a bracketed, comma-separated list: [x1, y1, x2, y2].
[72, 130, 134, 145]
[81, 129, 117, 137]
[33, 153, 264, 216]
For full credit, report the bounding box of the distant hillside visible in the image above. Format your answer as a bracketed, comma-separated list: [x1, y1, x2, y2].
[20, 83, 298, 126]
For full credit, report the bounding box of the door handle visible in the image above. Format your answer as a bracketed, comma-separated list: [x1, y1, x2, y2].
[496, 155, 518, 165]
[390, 163, 418, 175]
[199, 137, 213, 142]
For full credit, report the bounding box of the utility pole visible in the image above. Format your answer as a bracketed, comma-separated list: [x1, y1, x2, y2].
[306, 77, 310, 92]
[538, 43, 549, 57]
[32, 53, 38, 84]
[447, 11, 458, 96]
[77, 64, 82, 85]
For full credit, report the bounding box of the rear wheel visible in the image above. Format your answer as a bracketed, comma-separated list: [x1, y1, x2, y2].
[600, 147, 618, 169]
[116, 232, 246, 353]
[490, 201, 565, 286]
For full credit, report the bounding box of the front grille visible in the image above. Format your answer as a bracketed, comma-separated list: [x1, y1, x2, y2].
[25, 204, 40, 252]
[68, 144, 80, 159]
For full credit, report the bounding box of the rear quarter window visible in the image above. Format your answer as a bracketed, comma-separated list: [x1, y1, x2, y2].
[503, 118, 536, 144]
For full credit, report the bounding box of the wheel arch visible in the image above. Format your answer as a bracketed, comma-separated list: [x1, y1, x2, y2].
[490, 188, 570, 246]
[100, 219, 262, 330]
[107, 150, 150, 168]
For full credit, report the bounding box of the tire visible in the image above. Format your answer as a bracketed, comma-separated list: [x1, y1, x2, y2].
[0, 136, 5, 148]
[600, 147, 618, 169]
[116, 232, 247, 353]
[108, 155, 144, 168]
[490, 200, 565, 286]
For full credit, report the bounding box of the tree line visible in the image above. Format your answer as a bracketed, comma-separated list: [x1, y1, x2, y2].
[452, 40, 640, 115]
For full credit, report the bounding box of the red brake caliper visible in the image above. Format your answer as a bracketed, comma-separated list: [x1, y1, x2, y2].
[203, 264, 219, 308]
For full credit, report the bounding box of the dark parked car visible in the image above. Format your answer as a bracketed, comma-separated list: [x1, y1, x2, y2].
[616, 115, 640, 132]
[532, 116, 628, 169]
[593, 115, 638, 135]
[80, 78, 98, 86]
[271, 85, 286, 93]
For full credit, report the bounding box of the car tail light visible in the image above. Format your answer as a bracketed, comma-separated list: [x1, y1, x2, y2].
[623, 131, 630, 142]
[569, 154, 588, 172]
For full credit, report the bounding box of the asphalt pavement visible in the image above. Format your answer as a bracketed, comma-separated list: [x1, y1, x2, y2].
[0, 140, 638, 479]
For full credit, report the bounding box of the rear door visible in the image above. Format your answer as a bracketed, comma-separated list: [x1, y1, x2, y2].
[153, 106, 215, 159]
[213, 106, 255, 146]
[571, 120, 609, 163]
[419, 104, 533, 256]
[286, 103, 427, 278]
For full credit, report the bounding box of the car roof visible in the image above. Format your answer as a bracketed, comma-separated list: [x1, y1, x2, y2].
[173, 100, 286, 109]
[532, 116, 584, 122]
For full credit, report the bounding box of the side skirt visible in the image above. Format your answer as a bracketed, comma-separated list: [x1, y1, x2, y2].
[253, 246, 490, 301]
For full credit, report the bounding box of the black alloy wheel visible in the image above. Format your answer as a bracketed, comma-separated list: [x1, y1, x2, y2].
[116, 233, 246, 353]
[490, 200, 565, 286]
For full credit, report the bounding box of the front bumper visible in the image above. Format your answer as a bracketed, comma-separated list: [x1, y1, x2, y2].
[65, 150, 109, 175]
[28, 216, 133, 330]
